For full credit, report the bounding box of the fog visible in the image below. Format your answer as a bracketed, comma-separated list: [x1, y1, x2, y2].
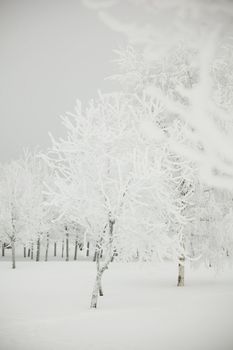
[0, 0, 124, 161]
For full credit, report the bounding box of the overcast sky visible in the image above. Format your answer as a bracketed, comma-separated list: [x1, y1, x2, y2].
[0, 0, 125, 162]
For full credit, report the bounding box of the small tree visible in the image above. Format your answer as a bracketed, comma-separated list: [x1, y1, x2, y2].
[0, 160, 29, 269]
[0, 153, 51, 268]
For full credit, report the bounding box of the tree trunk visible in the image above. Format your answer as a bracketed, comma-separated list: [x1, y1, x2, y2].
[61, 240, 64, 258]
[93, 250, 97, 262]
[23, 245, 26, 258]
[86, 241, 90, 257]
[31, 243, 34, 260]
[45, 234, 49, 262]
[74, 237, 78, 261]
[177, 256, 185, 287]
[2, 242, 5, 257]
[27, 248, 31, 257]
[90, 216, 115, 308]
[99, 278, 104, 296]
[11, 239, 16, 269]
[54, 242, 57, 257]
[65, 229, 69, 262]
[111, 248, 117, 262]
[190, 233, 195, 258]
[90, 272, 103, 308]
[36, 236, 40, 262]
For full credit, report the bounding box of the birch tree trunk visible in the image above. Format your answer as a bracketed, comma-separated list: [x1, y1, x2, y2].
[11, 238, 16, 269]
[45, 234, 49, 262]
[86, 241, 90, 257]
[54, 242, 57, 257]
[177, 256, 185, 287]
[74, 237, 78, 261]
[61, 239, 64, 258]
[65, 228, 69, 262]
[11, 205, 16, 268]
[2, 242, 5, 257]
[90, 272, 103, 308]
[36, 235, 40, 262]
[111, 248, 117, 262]
[94, 242, 103, 261]
[93, 248, 97, 262]
[90, 216, 115, 308]
[177, 178, 190, 287]
[190, 233, 195, 258]
[99, 277, 104, 296]
[31, 243, 34, 260]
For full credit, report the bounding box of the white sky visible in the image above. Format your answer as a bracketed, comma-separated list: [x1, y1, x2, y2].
[0, 0, 125, 162]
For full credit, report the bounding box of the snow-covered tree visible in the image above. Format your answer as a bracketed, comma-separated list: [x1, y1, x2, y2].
[44, 90, 191, 306]
[84, 0, 233, 190]
[0, 160, 29, 268]
[0, 152, 50, 268]
[107, 45, 200, 284]
[186, 186, 233, 271]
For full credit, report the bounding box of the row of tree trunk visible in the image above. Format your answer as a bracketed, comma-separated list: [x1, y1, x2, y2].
[1, 236, 95, 264]
[2, 237, 186, 313]
[33, 233, 71, 262]
[2, 238, 184, 287]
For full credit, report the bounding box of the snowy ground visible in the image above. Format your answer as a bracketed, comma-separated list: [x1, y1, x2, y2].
[0, 259, 233, 350]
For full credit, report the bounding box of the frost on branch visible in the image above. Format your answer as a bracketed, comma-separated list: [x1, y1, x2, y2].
[90, 0, 233, 190]
[45, 91, 194, 303]
[0, 152, 51, 268]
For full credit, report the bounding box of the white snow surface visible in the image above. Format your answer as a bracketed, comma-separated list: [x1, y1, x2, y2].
[0, 261, 233, 350]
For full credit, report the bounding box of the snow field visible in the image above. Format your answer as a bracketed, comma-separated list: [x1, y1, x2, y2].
[0, 261, 233, 350]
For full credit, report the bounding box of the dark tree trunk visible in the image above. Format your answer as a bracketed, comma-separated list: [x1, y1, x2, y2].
[45, 234, 49, 262]
[23, 245, 26, 258]
[74, 237, 78, 261]
[61, 240, 64, 258]
[93, 240, 100, 262]
[93, 249, 97, 262]
[27, 248, 31, 257]
[36, 236, 40, 262]
[54, 242, 57, 257]
[86, 241, 90, 257]
[177, 256, 185, 287]
[2, 242, 5, 257]
[31, 243, 34, 260]
[99, 278, 104, 296]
